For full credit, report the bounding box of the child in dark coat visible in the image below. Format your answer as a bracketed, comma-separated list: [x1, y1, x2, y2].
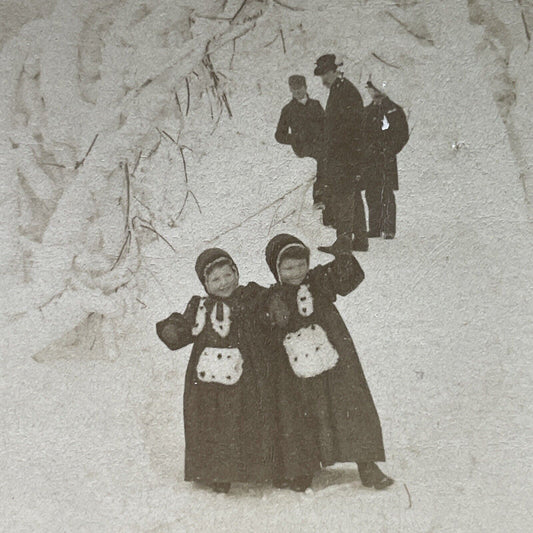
[156, 248, 274, 493]
[264, 233, 393, 491]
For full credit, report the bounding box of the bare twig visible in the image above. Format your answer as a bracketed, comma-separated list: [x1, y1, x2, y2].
[176, 191, 190, 220]
[267, 203, 282, 235]
[404, 483, 412, 509]
[264, 32, 280, 48]
[371, 52, 401, 69]
[174, 146, 202, 219]
[275, 208, 296, 226]
[193, 13, 232, 21]
[75, 133, 99, 169]
[146, 138, 161, 158]
[221, 92, 233, 117]
[174, 90, 182, 115]
[111, 231, 132, 271]
[230, 38, 237, 69]
[139, 78, 153, 90]
[178, 146, 189, 183]
[274, 0, 304, 11]
[207, 179, 312, 243]
[132, 150, 142, 175]
[210, 107, 224, 135]
[138, 223, 177, 253]
[279, 28, 286, 54]
[159, 129, 177, 144]
[231, 0, 249, 22]
[133, 195, 151, 212]
[42, 162, 66, 168]
[385, 11, 434, 45]
[188, 190, 202, 212]
[185, 77, 191, 116]
[521, 10, 531, 51]
[124, 162, 131, 231]
[136, 298, 147, 308]
[206, 88, 215, 119]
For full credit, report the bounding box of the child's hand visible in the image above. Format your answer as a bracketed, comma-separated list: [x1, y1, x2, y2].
[267, 293, 290, 328]
[160, 323, 181, 346]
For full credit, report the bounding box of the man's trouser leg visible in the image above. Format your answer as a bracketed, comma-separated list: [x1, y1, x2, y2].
[313, 156, 328, 204]
[334, 188, 354, 238]
[351, 188, 368, 247]
[365, 183, 382, 237]
[382, 186, 396, 236]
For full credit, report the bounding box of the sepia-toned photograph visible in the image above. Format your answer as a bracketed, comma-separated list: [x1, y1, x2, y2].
[1, 0, 532, 531]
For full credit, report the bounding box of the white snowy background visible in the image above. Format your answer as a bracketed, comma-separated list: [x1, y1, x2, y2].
[1, 0, 532, 531]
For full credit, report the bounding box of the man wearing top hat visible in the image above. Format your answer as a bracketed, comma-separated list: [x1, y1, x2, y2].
[275, 75, 332, 224]
[314, 54, 368, 253]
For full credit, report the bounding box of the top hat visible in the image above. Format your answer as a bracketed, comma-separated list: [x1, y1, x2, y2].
[314, 54, 340, 76]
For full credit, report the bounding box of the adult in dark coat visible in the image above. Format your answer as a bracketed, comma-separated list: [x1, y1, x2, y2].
[314, 54, 368, 252]
[275, 75, 334, 226]
[155, 249, 275, 492]
[361, 81, 409, 238]
[264, 234, 393, 490]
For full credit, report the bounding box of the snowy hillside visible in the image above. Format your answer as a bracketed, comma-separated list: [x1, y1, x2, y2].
[1, 0, 532, 532]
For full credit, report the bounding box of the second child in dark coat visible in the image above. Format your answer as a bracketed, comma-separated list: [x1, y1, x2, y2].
[264, 233, 394, 491]
[361, 82, 409, 239]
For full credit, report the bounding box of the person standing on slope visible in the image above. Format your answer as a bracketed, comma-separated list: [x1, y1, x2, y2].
[264, 233, 394, 491]
[155, 249, 275, 494]
[275, 75, 333, 226]
[361, 81, 409, 239]
[314, 54, 368, 253]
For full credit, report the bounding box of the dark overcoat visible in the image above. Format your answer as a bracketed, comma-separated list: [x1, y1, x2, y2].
[323, 76, 365, 192]
[361, 96, 409, 191]
[266, 254, 386, 466]
[275, 97, 325, 158]
[156, 283, 275, 484]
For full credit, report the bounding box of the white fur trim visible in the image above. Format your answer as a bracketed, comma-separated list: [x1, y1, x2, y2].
[297, 284, 313, 317]
[191, 298, 207, 336]
[196, 347, 243, 385]
[210, 302, 231, 338]
[283, 324, 339, 378]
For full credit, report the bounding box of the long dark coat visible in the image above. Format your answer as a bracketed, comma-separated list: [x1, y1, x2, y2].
[156, 283, 275, 484]
[323, 76, 365, 192]
[267, 254, 386, 466]
[361, 96, 409, 191]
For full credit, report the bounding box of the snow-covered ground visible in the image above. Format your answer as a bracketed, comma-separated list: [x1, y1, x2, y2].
[1, 1, 532, 532]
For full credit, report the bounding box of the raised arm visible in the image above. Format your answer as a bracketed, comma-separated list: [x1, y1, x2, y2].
[310, 252, 365, 300]
[155, 296, 201, 351]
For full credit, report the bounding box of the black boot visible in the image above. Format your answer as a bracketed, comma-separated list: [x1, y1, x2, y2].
[289, 475, 313, 492]
[211, 482, 231, 494]
[357, 462, 394, 490]
[318, 234, 352, 256]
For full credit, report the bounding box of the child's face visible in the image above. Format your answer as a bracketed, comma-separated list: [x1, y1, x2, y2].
[205, 264, 239, 298]
[279, 258, 309, 285]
